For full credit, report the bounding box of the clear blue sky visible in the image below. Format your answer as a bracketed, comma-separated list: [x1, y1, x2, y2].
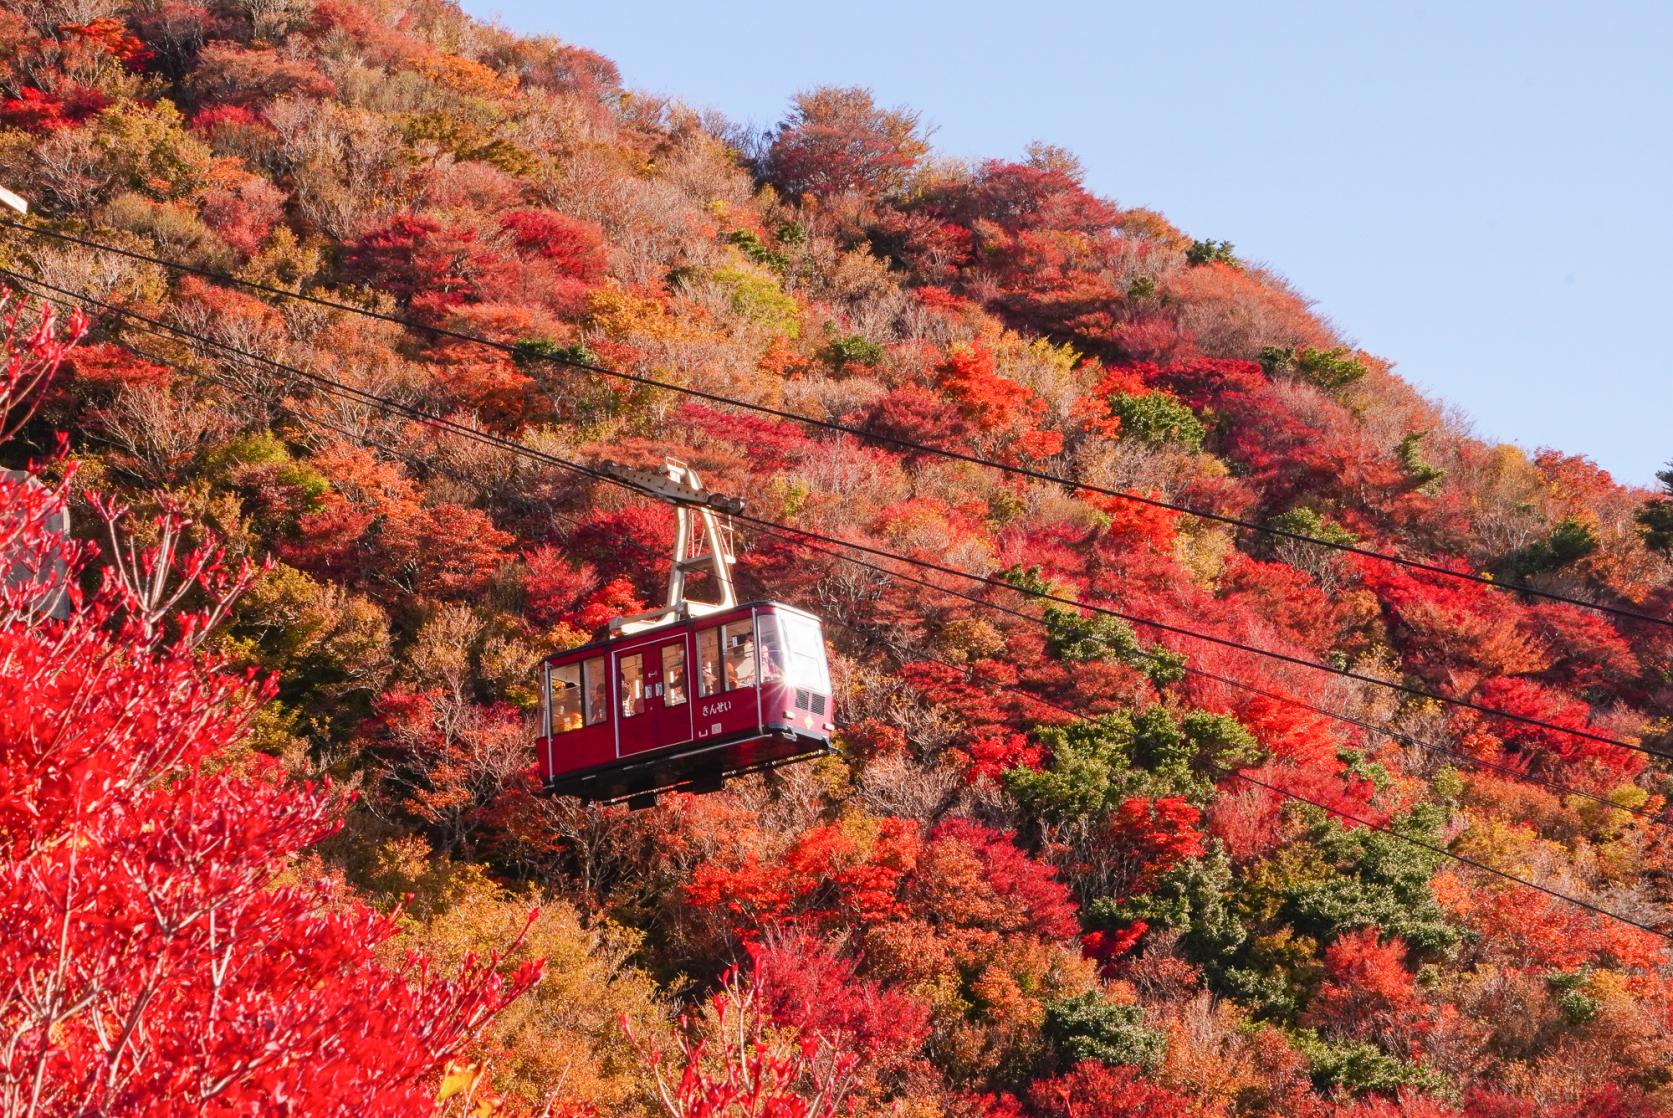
[461, 0, 1672, 488]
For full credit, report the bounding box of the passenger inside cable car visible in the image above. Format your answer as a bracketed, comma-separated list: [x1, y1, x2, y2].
[729, 632, 756, 688]
[553, 671, 582, 733]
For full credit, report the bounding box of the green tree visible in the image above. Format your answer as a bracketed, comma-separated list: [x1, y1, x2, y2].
[1282, 807, 1461, 956]
[1259, 346, 1368, 390]
[820, 331, 885, 371]
[1106, 808, 1459, 1025]
[1503, 515, 1599, 580]
[1264, 507, 1360, 549]
[1043, 992, 1165, 1071]
[1186, 239, 1239, 267]
[1634, 461, 1673, 557]
[1172, 712, 1263, 797]
[1007, 706, 1262, 823]
[724, 229, 789, 270]
[1290, 1029, 1444, 1095]
[1097, 850, 1249, 965]
[1396, 431, 1446, 493]
[1004, 566, 1183, 684]
[1107, 391, 1206, 449]
[1008, 713, 1145, 822]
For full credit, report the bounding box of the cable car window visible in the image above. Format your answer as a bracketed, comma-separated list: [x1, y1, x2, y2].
[551, 663, 584, 733]
[619, 654, 646, 718]
[722, 621, 756, 690]
[780, 613, 831, 692]
[663, 643, 688, 706]
[757, 616, 786, 684]
[583, 656, 607, 725]
[697, 627, 721, 697]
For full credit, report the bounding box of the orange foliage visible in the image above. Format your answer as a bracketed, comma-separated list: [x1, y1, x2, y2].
[936, 343, 1064, 461]
[1302, 928, 1427, 1044]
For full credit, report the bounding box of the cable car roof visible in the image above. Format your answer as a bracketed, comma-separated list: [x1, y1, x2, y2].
[540, 598, 821, 666]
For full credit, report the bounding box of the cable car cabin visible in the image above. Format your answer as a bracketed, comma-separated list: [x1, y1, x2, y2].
[539, 601, 834, 804]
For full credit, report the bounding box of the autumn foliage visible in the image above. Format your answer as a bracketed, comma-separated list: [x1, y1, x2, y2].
[0, 307, 536, 1115]
[3, 1, 1672, 1114]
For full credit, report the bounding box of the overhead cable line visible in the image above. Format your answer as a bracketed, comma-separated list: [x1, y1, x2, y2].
[275, 387, 1673, 940]
[3, 216, 1667, 631]
[1228, 769, 1669, 939]
[726, 511, 1661, 758]
[123, 342, 1673, 942]
[736, 518, 1671, 826]
[841, 627, 1673, 942]
[74, 306, 1667, 828]
[37, 287, 1672, 939]
[3, 265, 1660, 766]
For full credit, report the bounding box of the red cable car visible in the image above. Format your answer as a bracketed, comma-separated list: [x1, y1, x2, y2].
[537, 459, 835, 805]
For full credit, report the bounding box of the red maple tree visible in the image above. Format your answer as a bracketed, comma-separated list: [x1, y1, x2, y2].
[0, 298, 538, 1116]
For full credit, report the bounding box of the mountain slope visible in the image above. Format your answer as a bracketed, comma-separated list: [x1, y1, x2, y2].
[3, 1, 1672, 1114]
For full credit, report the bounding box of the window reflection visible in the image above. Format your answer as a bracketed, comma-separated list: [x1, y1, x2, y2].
[758, 616, 785, 683]
[663, 643, 688, 706]
[551, 663, 583, 733]
[619, 654, 645, 717]
[780, 613, 831, 691]
[697, 627, 721, 697]
[722, 621, 756, 689]
[583, 656, 607, 725]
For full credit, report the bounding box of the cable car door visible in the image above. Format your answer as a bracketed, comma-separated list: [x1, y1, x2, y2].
[614, 647, 655, 756]
[654, 637, 694, 749]
[615, 638, 693, 757]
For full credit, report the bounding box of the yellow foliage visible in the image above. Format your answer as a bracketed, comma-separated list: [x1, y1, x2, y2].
[934, 617, 1007, 663]
[480, 634, 544, 708]
[1450, 814, 1553, 875]
[1237, 843, 1331, 925]
[585, 284, 683, 343]
[237, 224, 327, 289]
[1247, 927, 1320, 980]
[1154, 995, 1274, 1110]
[1572, 782, 1652, 848]
[992, 330, 1081, 379]
[1175, 521, 1236, 587]
[541, 621, 593, 654]
[438, 1060, 482, 1101]
[1466, 444, 1546, 521]
[710, 260, 802, 339]
[1116, 207, 1193, 251]
[90, 100, 215, 200]
[372, 840, 669, 1116]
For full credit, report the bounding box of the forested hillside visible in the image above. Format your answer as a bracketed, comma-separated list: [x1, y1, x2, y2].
[3, 1, 1673, 1114]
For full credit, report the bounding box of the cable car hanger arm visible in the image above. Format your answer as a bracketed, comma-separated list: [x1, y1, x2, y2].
[595, 458, 745, 637]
